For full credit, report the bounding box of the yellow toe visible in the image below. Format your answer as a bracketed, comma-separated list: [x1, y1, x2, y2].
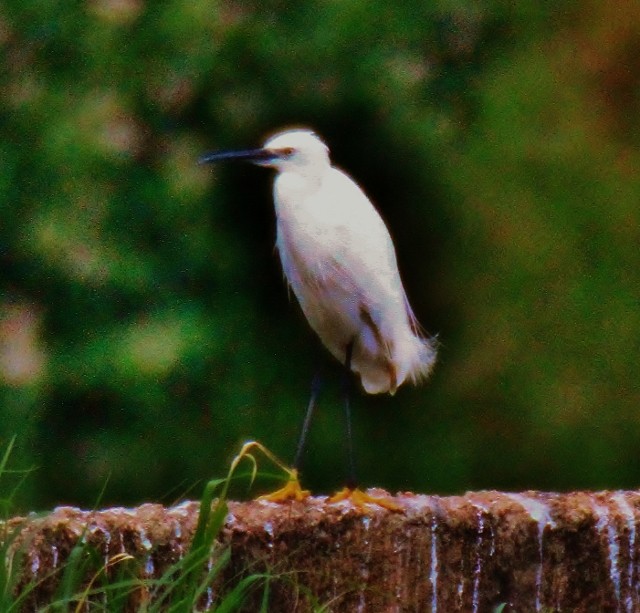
[328, 487, 403, 512]
[257, 470, 310, 503]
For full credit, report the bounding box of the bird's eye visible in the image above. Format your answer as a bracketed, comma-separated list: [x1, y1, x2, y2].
[281, 147, 295, 157]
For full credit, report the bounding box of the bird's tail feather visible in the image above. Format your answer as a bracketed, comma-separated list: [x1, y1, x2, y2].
[403, 332, 437, 386]
[358, 332, 437, 395]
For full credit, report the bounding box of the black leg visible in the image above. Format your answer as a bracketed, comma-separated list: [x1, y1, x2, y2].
[343, 341, 357, 490]
[293, 370, 322, 473]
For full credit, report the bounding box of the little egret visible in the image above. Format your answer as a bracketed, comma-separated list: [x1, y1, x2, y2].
[200, 128, 437, 508]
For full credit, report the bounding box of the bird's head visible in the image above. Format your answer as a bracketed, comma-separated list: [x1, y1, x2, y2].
[261, 129, 330, 172]
[199, 128, 330, 175]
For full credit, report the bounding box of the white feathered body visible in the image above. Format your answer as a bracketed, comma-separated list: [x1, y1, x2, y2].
[274, 165, 436, 394]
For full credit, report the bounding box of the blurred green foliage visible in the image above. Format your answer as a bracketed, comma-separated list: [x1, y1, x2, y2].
[1, 0, 640, 511]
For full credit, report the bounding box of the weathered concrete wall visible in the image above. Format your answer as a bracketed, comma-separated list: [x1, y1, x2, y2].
[6, 489, 640, 611]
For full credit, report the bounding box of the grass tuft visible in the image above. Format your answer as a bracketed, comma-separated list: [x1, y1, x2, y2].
[0, 438, 300, 611]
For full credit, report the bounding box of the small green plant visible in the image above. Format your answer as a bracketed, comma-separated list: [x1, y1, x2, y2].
[0, 436, 40, 612]
[0, 439, 299, 612]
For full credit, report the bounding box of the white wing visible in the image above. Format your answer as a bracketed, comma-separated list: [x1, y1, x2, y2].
[275, 167, 435, 394]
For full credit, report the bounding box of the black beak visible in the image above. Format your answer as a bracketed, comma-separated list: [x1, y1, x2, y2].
[198, 148, 277, 165]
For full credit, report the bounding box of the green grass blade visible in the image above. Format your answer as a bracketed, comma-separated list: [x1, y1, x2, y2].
[214, 574, 268, 613]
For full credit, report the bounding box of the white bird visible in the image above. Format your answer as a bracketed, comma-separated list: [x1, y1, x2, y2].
[200, 128, 436, 507]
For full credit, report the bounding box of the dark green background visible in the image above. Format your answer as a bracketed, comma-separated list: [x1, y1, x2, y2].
[1, 1, 639, 511]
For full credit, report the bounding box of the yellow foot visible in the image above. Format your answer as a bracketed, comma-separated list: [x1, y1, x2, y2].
[257, 469, 310, 503]
[328, 487, 403, 512]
